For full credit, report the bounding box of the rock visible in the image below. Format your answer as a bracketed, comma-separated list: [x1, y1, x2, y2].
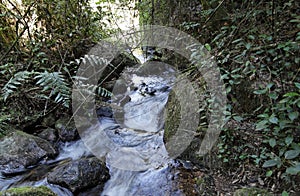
[37, 128, 57, 143]
[0, 131, 58, 174]
[47, 157, 109, 193]
[102, 52, 138, 83]
[96, 106, 113, 118]
[0, 186, 57, 196]
[55, 117, 78, 142]
[164, 90, 181, 144]
[233, 187, 272, 196]
[41, 113, 57, 127]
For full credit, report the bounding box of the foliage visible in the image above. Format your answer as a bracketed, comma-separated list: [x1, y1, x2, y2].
[203, 0, 300, 192]
[141, 0, 300, 193]
[2, 71, 33, 101]
[35, 71, 71, 108]
[256, 82, 300, 181]
[0, 0, 116, 131]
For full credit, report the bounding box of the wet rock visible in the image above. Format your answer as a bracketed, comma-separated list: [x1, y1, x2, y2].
[96, 106, 113, 118]
[37, 128, 57, 143]
[0, 186, 57, 196]
[233, 187, 272, 196]
[137, 82, 157, 96]
[0, 131, 58, 174]
[47, 157, 109, 193]
[55, 117, 78, 142]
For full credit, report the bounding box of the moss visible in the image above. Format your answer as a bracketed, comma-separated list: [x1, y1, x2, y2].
[163, 90, 181, 143]
[234, 187, 272, 196]
[0, 186, 57, 196]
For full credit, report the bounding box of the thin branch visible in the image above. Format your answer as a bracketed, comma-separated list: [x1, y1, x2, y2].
[203, 0, 225, 27]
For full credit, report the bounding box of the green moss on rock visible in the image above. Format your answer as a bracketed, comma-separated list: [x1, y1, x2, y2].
[234, 187, 272, 196]
[164, 90, 181, 143]
[0, 186, 57, 196]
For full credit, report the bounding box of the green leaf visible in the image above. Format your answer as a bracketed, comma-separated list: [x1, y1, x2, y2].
[254, 89, 267, 95]
[245, 43, 251, 50]
[281, 191, 289, 196]
[288, 111, 299, 121]
[269, 138, 276, 148]
[269, 115, 278, 124]
[233, 115, 243, 122]
[284, 150, 300, 160]
[248, 35, 255, 40]
[291, 143, 300, 151]
[204, 43, 211, 51]
[266, 170, 273, 177]
[266, 83, 274, 89]
[268, 92, 278, 99]
[285, 164, 300, 175]
[256, 120, 268, 130]
[295, 82, 300, 89]
[262, 159, 280, 168]
[285, 136, 293, 146]
[258, 113, 269, 118]
[283, 92, 299, 97]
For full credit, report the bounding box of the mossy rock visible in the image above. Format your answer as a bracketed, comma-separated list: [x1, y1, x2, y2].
[0, 186, 57, 196]
[0, 131, 58, 174]
[234, 187, 272, 196]
[164, 90, 181, 143]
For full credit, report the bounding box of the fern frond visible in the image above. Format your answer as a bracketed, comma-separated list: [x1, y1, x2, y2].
[35, 71, 71, 108]
[95, 86, 112, 97]
[73, 76, 112, 98]
[1, 71, 33, 101]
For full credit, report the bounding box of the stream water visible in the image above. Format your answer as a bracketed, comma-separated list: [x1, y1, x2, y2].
[100, 62, 183, 196]
[0, 54, 186, 195]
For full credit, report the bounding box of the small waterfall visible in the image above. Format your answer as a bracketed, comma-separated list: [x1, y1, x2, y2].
[93, 61, 183, 195]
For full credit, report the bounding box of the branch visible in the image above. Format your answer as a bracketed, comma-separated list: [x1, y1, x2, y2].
[0, 2, 35, 62]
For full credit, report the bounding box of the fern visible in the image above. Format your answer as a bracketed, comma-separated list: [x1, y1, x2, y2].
[71, 55, 112, 98]
[73, 77, 112, 98]
[96, 86, 112, 97]
[35, 71, 71, 108]
[1, 71, 33, 101]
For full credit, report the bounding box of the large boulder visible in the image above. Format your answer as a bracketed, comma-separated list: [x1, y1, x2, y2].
[0, 186, 57, 196]
[0, 131, 58, 174]
[47, 157, 109, 193]
[55, 117, 78, 142]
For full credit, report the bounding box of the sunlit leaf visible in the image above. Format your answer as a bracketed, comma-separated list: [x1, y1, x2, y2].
[284, 150, 300, 160]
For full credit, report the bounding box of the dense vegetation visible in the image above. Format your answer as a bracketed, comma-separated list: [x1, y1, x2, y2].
[0, 0, 299, 194]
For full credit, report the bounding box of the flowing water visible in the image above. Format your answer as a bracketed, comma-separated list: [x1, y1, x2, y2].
[99, 62, 183, 196]
[0, 56, 185, 195]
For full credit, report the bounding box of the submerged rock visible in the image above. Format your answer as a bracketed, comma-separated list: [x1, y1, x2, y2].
[55, 117, 78, 142]
[96, 106, 113, 118]
[47, 157, 109, 193]
[0, 186, 57, 196]
[0, 131, 58, 174]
